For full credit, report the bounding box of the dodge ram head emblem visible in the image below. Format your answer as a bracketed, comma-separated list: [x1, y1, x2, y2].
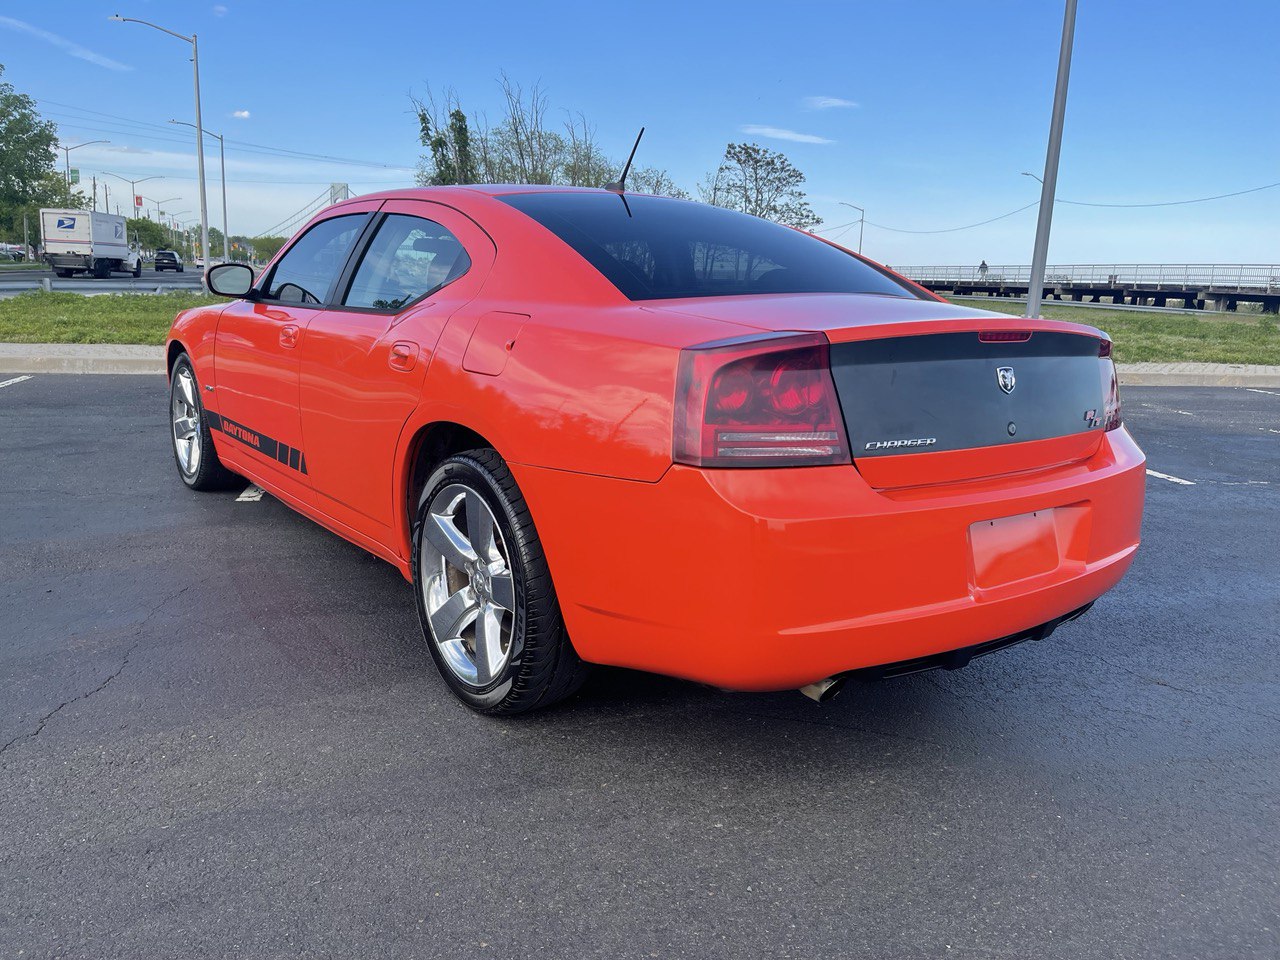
[996, 366, 1016, 394]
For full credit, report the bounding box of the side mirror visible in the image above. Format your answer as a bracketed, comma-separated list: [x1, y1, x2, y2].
[206, 262, 256, 299]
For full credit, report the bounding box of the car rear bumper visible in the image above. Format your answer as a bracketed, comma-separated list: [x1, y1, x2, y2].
[513, 427, 1146, 691]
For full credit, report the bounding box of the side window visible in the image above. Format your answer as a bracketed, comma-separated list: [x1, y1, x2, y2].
[264, 214, 366, 305]
[342, 214, 471, 311]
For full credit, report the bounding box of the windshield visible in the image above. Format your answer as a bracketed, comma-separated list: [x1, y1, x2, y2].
[499, 192, 918, 302]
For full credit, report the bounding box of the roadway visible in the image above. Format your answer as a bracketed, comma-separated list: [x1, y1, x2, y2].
[0, 377, 1276, 959]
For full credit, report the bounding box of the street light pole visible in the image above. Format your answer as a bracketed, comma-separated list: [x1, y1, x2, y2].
[103, 173, 162, 220]
[1025, 0, 1079, 319]
[110, 15, 209, 271]
[170, 120, 228, 260]
[60, 141, 109, 192]
[148, 197, 182, 221]
[838, 201, 866, 255]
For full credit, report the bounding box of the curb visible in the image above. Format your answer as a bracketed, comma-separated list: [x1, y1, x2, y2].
[0, 344, 164, 375]
[2, 345, 1279, 387]
[1117, 362, 1280, 388]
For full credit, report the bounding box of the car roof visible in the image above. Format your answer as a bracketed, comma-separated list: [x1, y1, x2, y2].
[359, 184, 613, 199]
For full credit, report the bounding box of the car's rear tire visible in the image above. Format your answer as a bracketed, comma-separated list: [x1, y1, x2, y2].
[133, 259, 142, 278]
[169, 353, 239, 491]
[412, 449, 590, 715]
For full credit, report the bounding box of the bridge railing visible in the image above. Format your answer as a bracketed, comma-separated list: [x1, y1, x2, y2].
[897, 264, 1280, 291]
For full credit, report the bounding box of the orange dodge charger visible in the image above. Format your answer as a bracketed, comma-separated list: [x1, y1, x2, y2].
[168, 187, 1145, 714]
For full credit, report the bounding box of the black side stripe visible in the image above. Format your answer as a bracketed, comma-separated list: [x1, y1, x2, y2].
[205, 411, 309, 476]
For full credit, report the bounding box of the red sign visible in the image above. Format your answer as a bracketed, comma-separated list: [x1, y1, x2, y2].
[134, 195, 143, 207]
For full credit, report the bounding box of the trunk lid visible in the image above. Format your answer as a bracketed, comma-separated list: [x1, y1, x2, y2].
[652, 294, 1112, 487]
[831, 329, 1110, 488]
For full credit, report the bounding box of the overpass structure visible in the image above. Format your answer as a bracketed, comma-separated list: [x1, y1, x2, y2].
[899, 264, 1280, 313]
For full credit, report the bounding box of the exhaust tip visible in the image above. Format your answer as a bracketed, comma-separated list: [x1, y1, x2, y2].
[798, 676, 846, 703]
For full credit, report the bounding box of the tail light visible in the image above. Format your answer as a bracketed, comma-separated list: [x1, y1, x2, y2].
[673, 332, 850, 467]
[1097, 338, 1121, 431]
[1103, 361, 1122, 431]
[978, 330, 1032, 343]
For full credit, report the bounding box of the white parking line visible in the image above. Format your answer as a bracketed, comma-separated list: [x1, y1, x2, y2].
[1146, 469, 1196, 486]
[235, 485, 265, 502]
[0, 375, 33, 389]
[1246, 388, 1280, 397]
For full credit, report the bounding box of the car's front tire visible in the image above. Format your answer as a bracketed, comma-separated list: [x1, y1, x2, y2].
[412, 450, 590, 715]
[169, 353, 239, 491]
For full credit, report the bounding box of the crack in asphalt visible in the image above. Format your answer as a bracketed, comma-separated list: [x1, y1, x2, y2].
[0, 583, 191, 760]
[1093, 653, 1280, 725]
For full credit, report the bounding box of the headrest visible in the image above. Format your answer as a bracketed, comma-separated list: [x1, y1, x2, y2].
[412, 236, 461, 255]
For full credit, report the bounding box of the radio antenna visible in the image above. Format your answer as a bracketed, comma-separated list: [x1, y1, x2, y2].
[605, 127, 645, 193]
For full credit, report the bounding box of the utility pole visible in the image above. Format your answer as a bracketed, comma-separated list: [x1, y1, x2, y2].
[1025, 0, 1079, 319]
[838, 201, 866, 255]
[91, 176, 98, 211]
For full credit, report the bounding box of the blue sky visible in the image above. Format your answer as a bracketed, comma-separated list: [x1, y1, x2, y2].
[4, 0, 1277, 264]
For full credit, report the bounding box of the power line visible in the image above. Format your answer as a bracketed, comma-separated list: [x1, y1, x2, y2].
[816, 175, 1280, 237]
[40, 98, 415, 171]
[864, 201, 1040, 235]
[1057, 179, 1280, 208]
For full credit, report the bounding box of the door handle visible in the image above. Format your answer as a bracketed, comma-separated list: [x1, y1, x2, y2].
[279, 324, 300, 348]
[389, 341, 419, 371]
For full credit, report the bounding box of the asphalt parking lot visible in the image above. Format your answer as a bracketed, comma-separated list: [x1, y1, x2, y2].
[1, 376, 1277, 959]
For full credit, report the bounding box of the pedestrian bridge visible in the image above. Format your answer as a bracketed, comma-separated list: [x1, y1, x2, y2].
[897, 264, 1280, 313]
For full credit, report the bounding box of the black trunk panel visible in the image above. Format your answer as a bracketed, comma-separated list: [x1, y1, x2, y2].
[831, 332, 1105, 457]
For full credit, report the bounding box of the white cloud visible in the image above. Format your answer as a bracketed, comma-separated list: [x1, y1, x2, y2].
[213, 5, 229, 16]
[232, 109, 251, 119]
[0, 15, 131, 71]
[803, 96, 858, 110]
[740, 125, 833, 145]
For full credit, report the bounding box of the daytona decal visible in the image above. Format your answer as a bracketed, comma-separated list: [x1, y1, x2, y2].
[205, 412, 308, 475]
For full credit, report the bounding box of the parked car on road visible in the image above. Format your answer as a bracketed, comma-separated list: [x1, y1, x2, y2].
[0, 243, 26, 262]
[165, 186, 1145, 714]
[154, 250, 185, 273]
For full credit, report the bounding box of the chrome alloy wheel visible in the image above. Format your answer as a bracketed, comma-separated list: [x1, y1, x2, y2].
[420, 483, 517, 687]
[171, 367, 202, 476]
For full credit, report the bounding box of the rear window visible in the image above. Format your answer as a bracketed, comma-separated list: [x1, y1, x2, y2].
[499, 192, 918, 302]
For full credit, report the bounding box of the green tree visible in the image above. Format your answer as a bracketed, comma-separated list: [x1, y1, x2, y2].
[411, 78, 693, 194]
[699, 143, 819, 230]
[253, 236, 289, 262]
[0, 64, 81, 242]
[414, 92, 479, 186]
[127, 216, 167, 252]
